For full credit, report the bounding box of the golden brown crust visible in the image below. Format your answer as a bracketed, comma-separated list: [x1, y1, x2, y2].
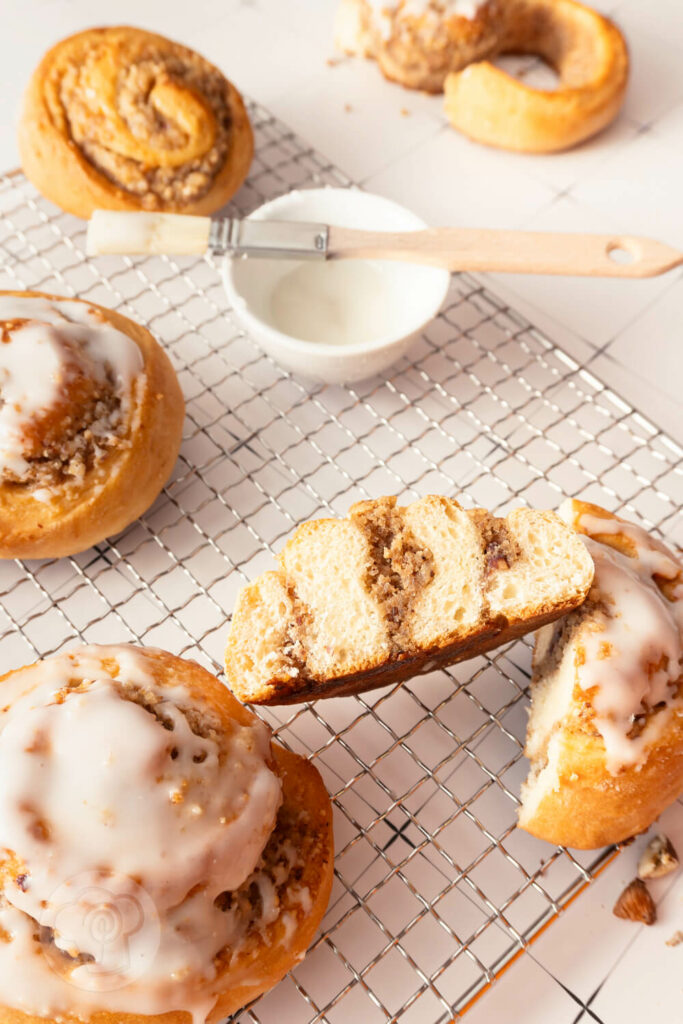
[18, 27, 253, 219]
[520, 710, 683, 850]
[209, 744, 334, 1022]
[0, 647, 334, 1024]
[444, 0, 629, 152]
[0, 291, 184, 559]
[519, 502, 683, 849]
[249, 598, 587, 705]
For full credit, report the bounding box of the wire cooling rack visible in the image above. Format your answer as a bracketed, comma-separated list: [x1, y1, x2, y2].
[0, 101, 682, 1024]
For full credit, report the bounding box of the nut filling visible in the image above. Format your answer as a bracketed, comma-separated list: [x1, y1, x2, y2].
[56, 45, 233, 208]
[352, 497, 435, 652]
[0, 320, 129, 491]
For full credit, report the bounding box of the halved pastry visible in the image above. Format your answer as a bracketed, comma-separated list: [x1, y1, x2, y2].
[0, 645, 334, 1022]
[519, 500, 683, 849]
[0, 291, 184, 559]
[19, 26, 253, 218]
[225, 494, 594, 704]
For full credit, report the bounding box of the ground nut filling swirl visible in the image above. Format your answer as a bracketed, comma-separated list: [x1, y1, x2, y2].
[561, 503, 683, 773]
[50, 33, 234, 207]
[0, 646, 283, 1022]
[0, 296, 144, 497]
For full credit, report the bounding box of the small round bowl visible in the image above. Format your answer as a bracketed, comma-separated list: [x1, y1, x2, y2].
[222, 188, 450, 384]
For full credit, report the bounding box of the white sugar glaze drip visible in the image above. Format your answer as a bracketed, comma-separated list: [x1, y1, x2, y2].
[0, 645, 283, 1022]
[0, 296, 144, 482]
[565, 506, 683, 774]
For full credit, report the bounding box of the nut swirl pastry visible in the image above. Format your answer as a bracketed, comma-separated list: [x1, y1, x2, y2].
[0, 645, 334, 1022]
[19, 27, 254, 218]
[336, 0, 629, 152]
[0, 291, 184, 559]
[519, 501, 683, 849]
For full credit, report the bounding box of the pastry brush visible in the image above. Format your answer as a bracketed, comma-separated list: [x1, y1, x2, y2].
[86, 210, 683, 279]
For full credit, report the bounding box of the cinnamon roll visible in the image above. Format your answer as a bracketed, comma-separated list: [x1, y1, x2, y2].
[18, 27, 253, 219]
[0, 645, 334, 1022]
[519, 501, 683, 849]
[0, 291, 184, 559]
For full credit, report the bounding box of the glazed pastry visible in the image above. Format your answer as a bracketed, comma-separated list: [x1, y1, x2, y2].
[19, 27, 253, 219]
[519, 501, 683, 849]
[0, 291, 184, 559]
[444, 0, 630, 153]
[336, 0, 629, 152]
[225, 495, 594, 704]
[0, 644, 334, 1023]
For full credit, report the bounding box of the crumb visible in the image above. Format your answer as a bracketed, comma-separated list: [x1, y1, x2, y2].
[666, 930, 683, 947]
[326, 57, 341, 67]
[344, 103, 353, 113]
[400, 107, 410, 117]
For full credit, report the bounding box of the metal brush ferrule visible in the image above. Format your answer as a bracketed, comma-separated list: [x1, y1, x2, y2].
[208, 218, 329, 259]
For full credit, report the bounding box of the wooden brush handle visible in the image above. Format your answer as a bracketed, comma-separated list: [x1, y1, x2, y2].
[327, 226, 683, 278]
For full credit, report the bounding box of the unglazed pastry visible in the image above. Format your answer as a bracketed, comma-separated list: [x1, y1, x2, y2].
[225, 495, 594, 704]
[336, 0, 629, 152]
[444, 0, 629, 153]
[0, 291, 184, 559]
[19, 27, 253, 218]
[519, 501, 683, 849]
[0, 645, 334, 1023]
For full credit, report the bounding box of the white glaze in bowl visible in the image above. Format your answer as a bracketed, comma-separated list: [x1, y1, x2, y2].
[222, 188, 450, 384]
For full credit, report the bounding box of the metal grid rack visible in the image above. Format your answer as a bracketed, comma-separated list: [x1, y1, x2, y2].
[0, 101, 681, 1023]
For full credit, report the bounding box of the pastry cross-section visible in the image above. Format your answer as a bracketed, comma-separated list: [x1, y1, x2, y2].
[225, 495, 594, 704]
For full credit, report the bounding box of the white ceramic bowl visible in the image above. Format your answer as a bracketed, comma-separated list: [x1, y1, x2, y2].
[222, 188, 450, 384]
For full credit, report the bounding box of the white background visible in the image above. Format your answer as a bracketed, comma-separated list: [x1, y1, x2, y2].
[1, 0, 682, 1021]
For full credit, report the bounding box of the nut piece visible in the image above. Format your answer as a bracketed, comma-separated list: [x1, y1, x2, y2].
[612, 878, 656, 925]
[638, 834, 679, 880]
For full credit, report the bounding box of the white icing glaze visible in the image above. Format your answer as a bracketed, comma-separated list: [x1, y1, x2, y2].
[566, 506, 683, 774]
[0, 297, 144, 488]
[366, 0, 485, 40]
[0, 645, 283, 1022]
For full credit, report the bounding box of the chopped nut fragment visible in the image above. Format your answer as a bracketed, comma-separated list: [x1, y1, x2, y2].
[665, 930, 683, 947]
[613, 878, 656, 925]
[638, 834, 679, 880]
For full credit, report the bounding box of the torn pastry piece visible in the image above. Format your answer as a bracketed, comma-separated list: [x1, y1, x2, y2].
[0, 645, 333, 1023]
[519, 500, 683, 850]
[19, 26, 253, 218]
[444, 0, 629, 153]
[335, 0, 504, 93]
[0, 291, 183, 558]
[336, 0, 628, 153]
[225, 495, 594, 705]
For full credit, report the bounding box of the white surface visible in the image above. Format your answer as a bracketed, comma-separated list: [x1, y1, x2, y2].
[1, 1, 682, 1021]
[224, 188, 449, 381]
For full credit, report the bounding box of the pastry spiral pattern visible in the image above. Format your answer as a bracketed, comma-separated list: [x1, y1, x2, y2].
[19, 27, 254, 217]
[0, 646, 334, 1023]
[0, 292, 184, 559]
